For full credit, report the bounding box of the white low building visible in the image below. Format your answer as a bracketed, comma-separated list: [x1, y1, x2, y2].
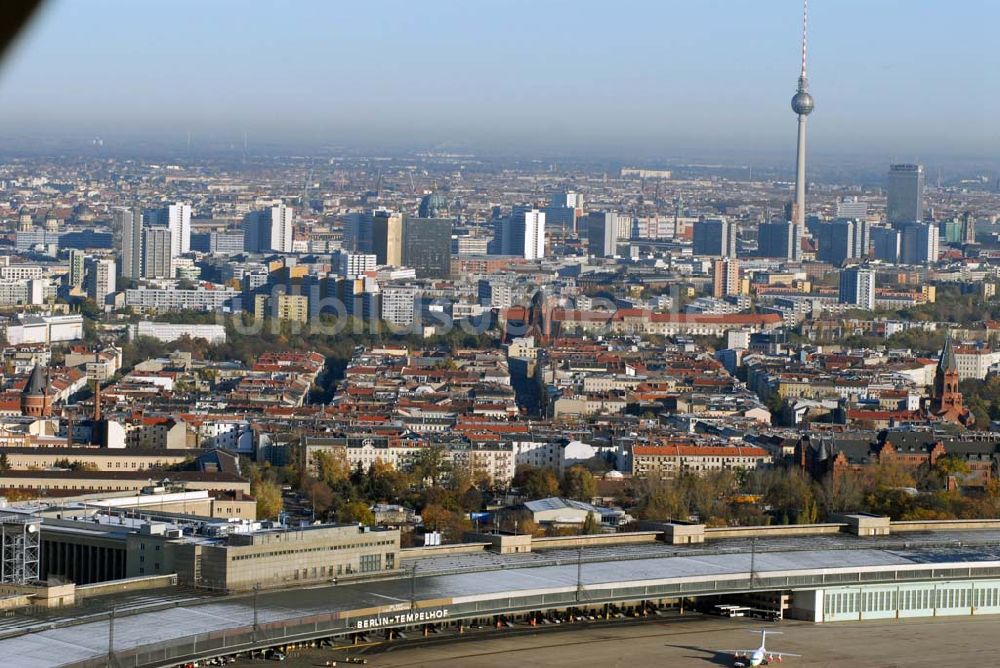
[5, 314, 84, 345]
[131, 321, 227, 344]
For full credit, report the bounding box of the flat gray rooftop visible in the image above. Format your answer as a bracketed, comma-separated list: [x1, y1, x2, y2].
[7, 529, 1000, 668]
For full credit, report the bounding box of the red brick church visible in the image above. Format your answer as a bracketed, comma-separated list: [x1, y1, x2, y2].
[931, 337, 973, 427]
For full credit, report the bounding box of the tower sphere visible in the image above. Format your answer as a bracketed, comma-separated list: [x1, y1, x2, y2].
[791, 90, 814, 115]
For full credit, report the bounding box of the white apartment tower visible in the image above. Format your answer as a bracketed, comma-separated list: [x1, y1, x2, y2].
[166, 203, 191, 257]
[242, 203, 294, 253]
[502, 209, 546, 260]
[839, 266, 875, 310]
[269, 203, 294, 253]
[86, 258, 117, 305]
[337, 252, 377, 278]
[141, 227, 173, 279]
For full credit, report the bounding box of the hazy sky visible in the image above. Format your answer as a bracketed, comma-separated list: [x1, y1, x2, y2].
[0, 0, 997, 160]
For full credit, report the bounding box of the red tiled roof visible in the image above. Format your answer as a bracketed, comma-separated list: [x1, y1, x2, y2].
[633, 445, 769, 457]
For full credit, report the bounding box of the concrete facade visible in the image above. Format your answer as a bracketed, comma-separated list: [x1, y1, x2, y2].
[125, 523, 401, 591]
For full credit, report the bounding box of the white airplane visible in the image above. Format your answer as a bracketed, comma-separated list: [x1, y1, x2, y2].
[719, 630, 800, 667]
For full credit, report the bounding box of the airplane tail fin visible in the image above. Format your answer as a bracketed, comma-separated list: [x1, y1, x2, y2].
[751, 629, 782, 645]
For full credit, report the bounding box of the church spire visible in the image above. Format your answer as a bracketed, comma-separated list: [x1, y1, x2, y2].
[939, 336, 958, 374]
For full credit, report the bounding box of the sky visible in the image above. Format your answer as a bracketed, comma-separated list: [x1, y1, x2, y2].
[0, 0, 997, 161]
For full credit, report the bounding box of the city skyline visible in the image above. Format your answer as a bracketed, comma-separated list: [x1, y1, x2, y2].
[0, 1, 997, 162]
[1, 1, 1000, 664]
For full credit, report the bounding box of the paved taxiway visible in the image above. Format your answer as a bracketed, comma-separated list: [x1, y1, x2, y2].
[254, 614, 1000, 668]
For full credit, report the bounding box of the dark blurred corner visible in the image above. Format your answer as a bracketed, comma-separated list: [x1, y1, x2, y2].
[0, 1, 44, 63]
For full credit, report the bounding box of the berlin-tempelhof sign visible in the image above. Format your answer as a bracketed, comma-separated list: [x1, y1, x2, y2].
[354, 608, 450, 630]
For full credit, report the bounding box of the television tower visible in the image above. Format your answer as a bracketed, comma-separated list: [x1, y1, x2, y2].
[789, 0, 814, 262]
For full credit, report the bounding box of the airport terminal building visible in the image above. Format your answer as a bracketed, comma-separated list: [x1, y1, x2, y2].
[125, 522, 399, 591]
[25, 490, 400, 591]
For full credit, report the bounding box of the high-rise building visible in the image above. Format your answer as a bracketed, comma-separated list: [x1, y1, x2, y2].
[342, 212, 372, 253]
[839, 266, 875, 310]
[242, 204, 293, 253]
[115, 207, 143, 279]
[551, 191, 584, 210]
[149, 203, 192, 257]
[275, 294, 309, 323]
[271, 203, 294, 253]
[402, 217, 452, 278]
[962, 211, 977, 245]
[587, 212, 626, 258]
[478, 278, 514, 309]
[337, 252, 377, 278]
[488, 219, 504, 255]
[615, 214, 634, 241]
[816, 220, 855, 266]
[789, 0, 814, 263]
[495, 209, 545, 260]
[900, 222, 939, 265]
[887, 164, 925, 228]
[541, 206, 576, 235]
[452, 234, 490, 256]
[758, 221, 796, 259]
[870, 226, 901, 263]
[372, 211, 404, 266]
[242, 212, 266, 253]
[548, 192, 583, 234]
[86, 258, 116, 305]
[940, 218, 965, 245]
[712, 258, 741, 298]
[166, 203, 191, 257]
[208, 231, 245, 255]
[692, 218, 736, 257]
[381, 285, 417, 327]
[853, 218, 872, 259]
[836, 197, 868, 219]
[141, 227, 173, 278]
[68, 249, 86, 288]
[521, 209, 546, 260]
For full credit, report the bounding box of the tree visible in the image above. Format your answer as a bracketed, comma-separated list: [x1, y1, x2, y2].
[303, 479, 335, 518]
[866, 487, 917, 519]
[420, 503, 452, 532]
[421, 504, 472, 542]
[459, 486, 483, 513]
[412, 445, 450, 488]
[513, 465, 559, 499]
[313, 449, 350, 488]
[686, 470, 736, 523]
[934, 455, 970, 478]
[361, 459, 410, 502]
[0, 453, 9, 472]
[499, 511, 538, 536]
[798, 495, 819, 524]
[582, 511, 602, 535]
[635, 477, 687, 521]
[766, 392, 785, 413]
[813, 471, 865, 516]
[763, 467, 815, 524]
[561, 466, 597, 501]
[253, 480, 283, 520]
[868, 457, 916, 491]
[339, 500, 375, 526]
